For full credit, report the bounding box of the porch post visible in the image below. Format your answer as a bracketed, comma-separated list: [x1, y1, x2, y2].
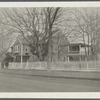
[79, 44, 81, 61]
[67, 56, 69, 62]
[21, 43, 23, 68]
[18, 39, 23, 68]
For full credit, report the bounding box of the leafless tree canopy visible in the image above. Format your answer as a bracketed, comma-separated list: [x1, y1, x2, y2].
[0, 7, 100, 61]
[0, 7, 62, 61]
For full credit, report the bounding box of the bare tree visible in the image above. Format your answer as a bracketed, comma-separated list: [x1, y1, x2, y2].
[0, 23, 14, 61]
[65, 8, 100, 61]
[42, 7, 62, 69]
[1, 8, 62, 64]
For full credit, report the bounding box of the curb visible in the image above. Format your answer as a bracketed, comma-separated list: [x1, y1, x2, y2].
[0, 69, 100, 81]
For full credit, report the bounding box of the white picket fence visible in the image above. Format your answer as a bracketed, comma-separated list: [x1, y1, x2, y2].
[8, 62, 47, 70]
[2, 61, 100, 71]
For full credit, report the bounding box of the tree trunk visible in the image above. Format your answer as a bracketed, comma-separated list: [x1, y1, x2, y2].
[87, 34, 90, 56]
[47, 30, 52, 71]
[83, 35, 88, 60]
[58, 46, 60, 61]
[57, 33, 60, 61]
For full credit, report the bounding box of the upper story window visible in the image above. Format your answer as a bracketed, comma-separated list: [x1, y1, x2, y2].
[69, 45, 79, 52]
[15, 45, 19, 52]
[25, 47, 29, 53]
[18, 45, 20, 51]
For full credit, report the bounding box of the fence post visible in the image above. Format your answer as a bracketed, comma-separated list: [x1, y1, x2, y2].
[40, 62, 41, 70]
[70, 62, 72, 71]
[25, 61, 29, 70]
[95, 60, 98, 70]
[86, 60, 88, 70]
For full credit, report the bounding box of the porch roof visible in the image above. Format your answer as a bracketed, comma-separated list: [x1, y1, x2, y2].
[67, 43, 91, 47]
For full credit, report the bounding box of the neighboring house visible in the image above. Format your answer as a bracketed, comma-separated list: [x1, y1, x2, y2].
[67, 43, 91, 61]
[51, 36, 91, 61]
[11, 37, 32, 62]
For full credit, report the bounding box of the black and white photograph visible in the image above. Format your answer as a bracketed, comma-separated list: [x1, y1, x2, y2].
[0, 2, 100, 94]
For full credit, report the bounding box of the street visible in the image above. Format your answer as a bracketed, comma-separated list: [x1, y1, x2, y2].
[0, 72, 100, 92]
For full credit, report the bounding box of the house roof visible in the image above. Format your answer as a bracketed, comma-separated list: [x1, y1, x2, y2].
[67, 43, 91, 47]
[12, 35, 34, 46]
[69, 37, 91, 46]
[12, 34, 90, 48]
[14, 39, 28, 45]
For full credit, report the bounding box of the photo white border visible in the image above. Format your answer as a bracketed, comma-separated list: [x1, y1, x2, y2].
[0, 1, 100, 98]
[0, 2, 100, 7]
[0, 92, 100, 98]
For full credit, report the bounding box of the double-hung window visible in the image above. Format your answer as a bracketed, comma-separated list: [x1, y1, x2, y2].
[15, 45, 19, 53]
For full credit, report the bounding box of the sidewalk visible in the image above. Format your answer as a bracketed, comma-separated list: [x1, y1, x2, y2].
[0, 68, 100, 80]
